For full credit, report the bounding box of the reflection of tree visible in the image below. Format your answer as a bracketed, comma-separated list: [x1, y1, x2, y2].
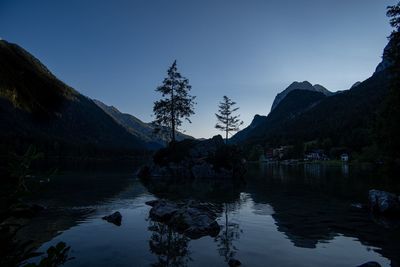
[214, 203, 242, 263]
[148, 221, 191, 267]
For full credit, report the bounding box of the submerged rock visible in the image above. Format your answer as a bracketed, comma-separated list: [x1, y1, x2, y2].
[368, 189, 400, 215]
[146, 199, 221, 239]
[102, 211, 122, 226]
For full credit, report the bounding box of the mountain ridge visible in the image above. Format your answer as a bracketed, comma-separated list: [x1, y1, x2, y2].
[0, 39, 147, 158]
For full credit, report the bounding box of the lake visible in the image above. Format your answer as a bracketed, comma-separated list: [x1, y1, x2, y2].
[22, 163, 400, 267]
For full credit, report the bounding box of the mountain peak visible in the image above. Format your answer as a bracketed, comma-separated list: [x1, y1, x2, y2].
[270, 81, 331, 111]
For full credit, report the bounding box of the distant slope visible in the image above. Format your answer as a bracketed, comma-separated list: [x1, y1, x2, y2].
[93, 100, 194, 149]
[0, 40, 146, 157]
[270, 81, 332, 111]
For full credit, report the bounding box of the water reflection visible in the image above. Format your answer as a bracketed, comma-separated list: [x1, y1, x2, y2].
[247, 163, 400, 265]
[215, 203, 242, 263]
[148, 221, 191, 267]
[15, 164, 400, 266]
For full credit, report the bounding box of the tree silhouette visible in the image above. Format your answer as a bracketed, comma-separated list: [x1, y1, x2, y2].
[153, 61, 196, 144]
[378, 2, 400, 160]
[215, 96, 243, 144]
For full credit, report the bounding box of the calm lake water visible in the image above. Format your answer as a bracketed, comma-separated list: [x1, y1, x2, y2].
[23, 163, 400, 267]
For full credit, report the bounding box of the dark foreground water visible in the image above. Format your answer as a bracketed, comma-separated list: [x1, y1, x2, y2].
[22, 163, 400, 267]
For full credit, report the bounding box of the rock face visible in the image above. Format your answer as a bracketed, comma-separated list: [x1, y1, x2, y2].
[102, 211, 122, 226]
[368, 190, 400, 215]
[146, 199, 221, 239]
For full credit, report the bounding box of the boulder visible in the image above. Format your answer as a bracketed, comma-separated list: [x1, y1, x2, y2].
[102, 211, 122, 226]
[368, 189, 400, 215]
[147, 200, 179, 221]
[146, 199, 221, 239]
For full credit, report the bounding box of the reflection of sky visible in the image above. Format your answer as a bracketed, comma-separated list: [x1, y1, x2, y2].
[30, 186, 390, 267]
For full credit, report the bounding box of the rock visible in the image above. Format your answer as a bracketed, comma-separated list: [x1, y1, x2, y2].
[192, 162, 215, 179]
[146, 199, 221, 239]
[102, 211, 122, 226]
[357, 262, 381, 267]
[228, 258, 242, 267]
[368, 189, 400, 215]
[139, 135, 245, 180]
[189, 135, 224, 158]
[148, 200, 179, 221]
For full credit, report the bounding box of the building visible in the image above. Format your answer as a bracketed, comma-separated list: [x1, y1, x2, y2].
[341, 153, 349, 162]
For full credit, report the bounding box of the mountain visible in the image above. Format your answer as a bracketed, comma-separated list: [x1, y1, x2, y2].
[230, 114, 267, 143]
[232, 90, 326, 143]
[93, 100, 194, 149]
[233, 40, 393, 154]
[233, 69, 390, 153]
[0, 39, 146, 159]
[374, 39, 394, 74]
[270, 81, 332, 111]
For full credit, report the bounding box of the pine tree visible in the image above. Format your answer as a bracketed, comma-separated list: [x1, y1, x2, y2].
[153, 61, 196, 144]
[215, 96, 243, 144]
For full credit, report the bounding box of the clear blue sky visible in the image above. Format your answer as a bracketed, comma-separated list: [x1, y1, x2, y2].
[0, 0, 395, 138]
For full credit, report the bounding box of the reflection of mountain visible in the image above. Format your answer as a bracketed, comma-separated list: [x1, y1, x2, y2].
[16, 208, 93, 250]
[244, 164, 400, 264]
[18, 173, 145, 254]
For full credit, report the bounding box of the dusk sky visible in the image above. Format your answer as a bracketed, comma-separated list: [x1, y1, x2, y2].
[0, 0, 394, 138]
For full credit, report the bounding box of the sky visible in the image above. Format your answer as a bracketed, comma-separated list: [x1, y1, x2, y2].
[0, 0, 395, 138]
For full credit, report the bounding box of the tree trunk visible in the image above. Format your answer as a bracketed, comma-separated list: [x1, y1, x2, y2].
[225, 114, 229, 144]
[171, 84, 176, 144]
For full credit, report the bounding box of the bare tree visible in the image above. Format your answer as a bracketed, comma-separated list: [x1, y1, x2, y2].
[215, 96, 243, 144]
